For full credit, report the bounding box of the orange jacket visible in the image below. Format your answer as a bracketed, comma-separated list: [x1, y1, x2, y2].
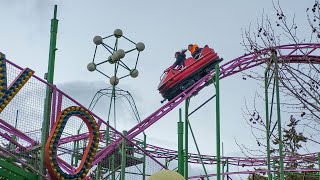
[189, 44, 199, 54]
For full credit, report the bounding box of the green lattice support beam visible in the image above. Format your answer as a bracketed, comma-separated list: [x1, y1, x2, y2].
[0, 158, 38, 180]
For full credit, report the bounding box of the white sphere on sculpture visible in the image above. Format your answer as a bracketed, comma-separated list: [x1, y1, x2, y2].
[136, 42, 145, 52]
[93, 36, 103, 45]
[114, 29, 123, 38]
[110, 76, 119, 86]
[108, 55, 115, 64]
[117, 49, 125, 59]
[130, 69, 139, 78]
[87, 62, 96, 72]
[111, 53, 119, 62]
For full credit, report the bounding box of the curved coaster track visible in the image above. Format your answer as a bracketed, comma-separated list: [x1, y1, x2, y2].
[0, 43, 319, 179]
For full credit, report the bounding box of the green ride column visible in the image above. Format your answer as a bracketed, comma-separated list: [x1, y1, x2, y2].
[273, 51, 284, 180]
[184, 98, 190, 179]
[178, 108, 184, 176]
[40, 5, 59, 177]
[215, 63, 221, 180]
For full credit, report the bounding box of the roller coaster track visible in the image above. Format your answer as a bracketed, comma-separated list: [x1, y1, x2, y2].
[0, 43, 319, 177]
[188, 168, 320, 179]
[58, 130, 318, 167]
[91, 43, 320, 165]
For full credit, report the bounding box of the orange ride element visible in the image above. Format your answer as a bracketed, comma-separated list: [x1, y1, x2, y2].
[158, 45, 221, 100]
[189, 44, 199, 54]
[45, 106, 100, 180]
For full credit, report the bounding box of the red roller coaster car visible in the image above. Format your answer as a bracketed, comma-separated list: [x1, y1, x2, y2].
[158, 45, 222, 101]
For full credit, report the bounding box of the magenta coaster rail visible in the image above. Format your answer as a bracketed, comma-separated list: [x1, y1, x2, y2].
[57, 128, 318, 167]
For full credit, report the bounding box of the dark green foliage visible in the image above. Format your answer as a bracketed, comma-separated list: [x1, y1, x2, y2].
[271, 116, 316, 179]
[247, 174, 268, 180]
[284, 172, 319, 180]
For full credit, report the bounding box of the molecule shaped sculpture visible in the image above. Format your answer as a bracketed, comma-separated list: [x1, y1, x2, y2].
[87, 29, 145, 86]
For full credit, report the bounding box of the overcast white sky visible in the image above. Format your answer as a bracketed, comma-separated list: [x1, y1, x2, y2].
[0, 0, 318, 178]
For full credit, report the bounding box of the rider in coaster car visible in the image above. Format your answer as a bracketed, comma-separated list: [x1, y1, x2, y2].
[166, 49, 187, 71]
[188, 44, 202, 59]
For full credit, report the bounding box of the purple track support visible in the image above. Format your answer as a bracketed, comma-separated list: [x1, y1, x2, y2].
[188, 168, 320, 179]
[0, 124, 16, 135]
[0, 131, 25, 149]
[306, 48, 316, 55]
[57, 156, 76, 174]
[60, 131, 318, 167]
[58, 131, 117, 146]
[57, 132, 167, 170]
[0, 118, 38, 147]
[58, 132, 90, 145]
[57, 125, 167, 170]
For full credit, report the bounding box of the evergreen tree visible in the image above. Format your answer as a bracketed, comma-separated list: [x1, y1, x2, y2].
[272, 116, 316, 179]
[248, 174, 268, 180]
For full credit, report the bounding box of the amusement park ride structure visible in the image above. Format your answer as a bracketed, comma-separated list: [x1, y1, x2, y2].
[85, 28, 147, 180]
[86, 27, 145, 130]
[0, 4, 318, 180]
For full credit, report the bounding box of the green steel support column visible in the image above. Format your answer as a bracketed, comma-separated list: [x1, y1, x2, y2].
[184, 98, 190, 179]
[95, 122, 103, 180]
[111, 154, 116, 180]
[95, 163, 101, 180]
[226, 159, 229, 179]
[120, 130, 127, 180]
[71, 141, 76, 166]
[106, 122, 110, 143]
[9, 110, 19, 150]
[178, 108, 184, 176]
[318, 152, 320, 180]
[106, 87, 114, 146]
[264, 64, 272, 180]
[106, 121, 115, 180]
[222, 142, 224, 180]
[142, 134, 147, 180]
[165, 159, 169, 168]
[105, 130, 115, 180]
[106, 87, 116, 180]
[105, 128, 115, 179]
[273, 159, 276, 180]
[76, 123, 85, 166]
[75, 140, 80, 165]
[222, 161, 226, 180]
[273, 51, 284, 180]
[46, 5, 58, 84]
[222, 161, 225, 180]
[106, 89, 114, 141]
[187, 119, 209, 180]
[40, 5, 59, 177]
[112, 88, 116, 180]
[222, 165, 225, 180]
[215, 63, 221, 180]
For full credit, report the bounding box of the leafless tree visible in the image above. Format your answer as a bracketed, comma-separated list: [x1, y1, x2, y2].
[237, 0, 320, 167]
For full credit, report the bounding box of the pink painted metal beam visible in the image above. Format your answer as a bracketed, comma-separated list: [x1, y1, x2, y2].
[58, 130, 318, 167]
[0, 118, 38, 151]
[188, 168, 320, 179]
